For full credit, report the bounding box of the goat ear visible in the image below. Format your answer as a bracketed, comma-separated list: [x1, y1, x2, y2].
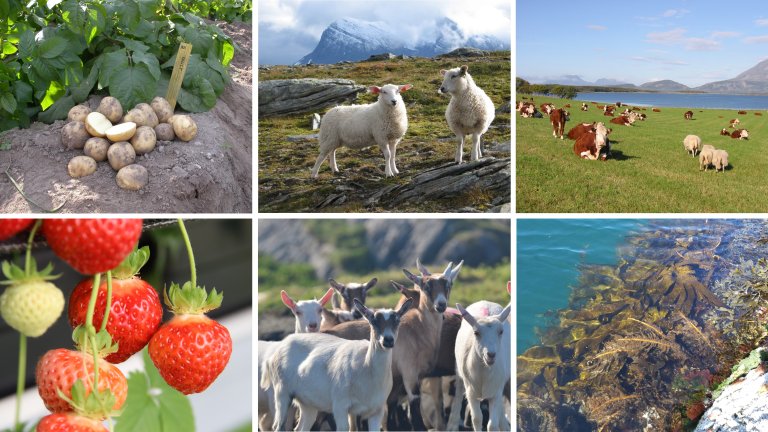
[365, 277, 378, 291]
[329, 279, 345, 294]
[497, 304, 511, 323]
[319, 288, 335, 307]
[397, 298, 414, 317]
[402, 268, 423, 287]
[369, 86, 381, 94]
[390, 280, 407, 293]
[417, 258, 431, 276]
[281, 290, 297, 312]
[456, 303, 478, 328]
[354, 299, 374, 321]
[449, 260, 464, 281]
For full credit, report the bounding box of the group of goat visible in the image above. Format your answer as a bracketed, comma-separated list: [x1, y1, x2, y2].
[310, 65, 497, 178]
[258, 260, 511, 431]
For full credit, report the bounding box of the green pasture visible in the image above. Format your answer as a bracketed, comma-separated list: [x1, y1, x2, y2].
[516, 94, 768, 212]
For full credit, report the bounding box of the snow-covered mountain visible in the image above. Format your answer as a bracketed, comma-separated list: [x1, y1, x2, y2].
[298, 17, 508, 64]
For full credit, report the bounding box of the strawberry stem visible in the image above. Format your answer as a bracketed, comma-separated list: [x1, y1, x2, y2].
[85, 272, 102, 390]
[177, 219, 197, 289]
[23, 220, 41, 277]
[14, 334, 25, 432]
[101, 271, 113, 333]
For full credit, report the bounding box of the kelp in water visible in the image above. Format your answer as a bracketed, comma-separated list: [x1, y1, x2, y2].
[518, 220, 768, 431]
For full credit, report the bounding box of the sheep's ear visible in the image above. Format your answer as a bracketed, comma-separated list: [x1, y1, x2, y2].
[319, 288, 335, 307]
[329, 279, 345, 294]
[449, 260, 464, 281]
[281, 290, 297, 312]
[364, 277, 378, 291]
[440, 69, 447, 76]
[507, 281, 511, 294]
[417, 258, 432, 276]
[402, 268, 423, 287]
[354, 299, 374, 322]
[399, 84, 412, 92]
[497, 304, 511, 323]
[459, 65, 468, 75]
[397, 298, 414, 317]
[456, 303, 478, 328]
[369, 86, 381, 94]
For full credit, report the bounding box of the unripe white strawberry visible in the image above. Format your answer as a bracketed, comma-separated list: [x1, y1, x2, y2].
[0, 281, 64, 337]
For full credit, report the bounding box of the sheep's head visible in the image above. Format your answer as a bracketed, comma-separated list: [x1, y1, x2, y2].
[356, 298, 412, 349]
[329, 277, 377, 318]
[280, 288, 334, 333]
[457, 303, 511, 367]
[401, 259, 463, 313]
[370, 84, 411, 107]
[438, 65, 470, 95]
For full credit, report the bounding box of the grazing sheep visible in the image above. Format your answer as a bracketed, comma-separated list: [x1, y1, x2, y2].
[731, 129, 749, 140]
[263, 298, 413, 431]
[683, 135, 701, 157]
[439, 65, 496, 163]
[311, 83, 413, 178]
[699, 147, 715, 171]
[713, 149, 729, 172]
[452, 301, 511, 431]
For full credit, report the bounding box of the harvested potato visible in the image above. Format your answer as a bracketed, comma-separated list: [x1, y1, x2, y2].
[135, 103, 159, 128]
[123, 109, 148, 127]
[106, 122, 136, 142]
[67, 105, 91, 123]
[83, 137, 110, 162]
[130, 126, 156, 154]
[107, 142, 136, 171]
[61, 121, 91, 149]
[154, 123, 175, 141]
[97, 97, 123, 123]
[116, 164, 149, 191]
[150, 97, 174, 123]
[169, 115, 198, 141]
[85, 112, 112, 137]
[67, 156, 97, 178]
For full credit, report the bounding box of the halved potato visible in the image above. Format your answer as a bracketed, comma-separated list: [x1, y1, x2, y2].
[106, 122, 137, 142]
[85, 112, 113, 138]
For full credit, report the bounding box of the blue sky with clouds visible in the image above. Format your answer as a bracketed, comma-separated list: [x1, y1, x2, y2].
[259, 0, 511, 65]
[517, 0, 768, 87]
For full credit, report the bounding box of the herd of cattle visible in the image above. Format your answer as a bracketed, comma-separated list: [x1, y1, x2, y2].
[517, 97, 757, 169]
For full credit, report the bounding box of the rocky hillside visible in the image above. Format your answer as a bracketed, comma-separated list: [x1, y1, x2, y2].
[696, 58, 768, 93]
[640, 79, 690, 91]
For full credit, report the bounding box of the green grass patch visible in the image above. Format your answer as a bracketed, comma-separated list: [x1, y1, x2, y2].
[517, 94, 768, 212]
[258, 52, 511, 212]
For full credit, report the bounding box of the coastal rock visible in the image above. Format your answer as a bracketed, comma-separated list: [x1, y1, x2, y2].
[258, 78, 366, 117]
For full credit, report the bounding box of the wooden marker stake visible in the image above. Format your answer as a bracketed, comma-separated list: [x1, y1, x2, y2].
[165, 43, 193, 110]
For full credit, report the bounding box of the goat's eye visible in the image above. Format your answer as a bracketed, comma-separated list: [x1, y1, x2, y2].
[474, 331, 480, 337]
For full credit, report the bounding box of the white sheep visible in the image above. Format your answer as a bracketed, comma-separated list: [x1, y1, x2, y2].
[310, 84, 412, 178]
[713, 149, 729, 172]
[699, 146, 716, 171]
[439, 65, 496, 163]
[683, 134, 701, 157]
[453, 301, 511, 431]
[262, 298, 414, 431]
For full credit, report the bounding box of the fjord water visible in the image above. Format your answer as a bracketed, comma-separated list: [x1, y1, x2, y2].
[577, 91, 768, 109]
[516, 219, 644, 352]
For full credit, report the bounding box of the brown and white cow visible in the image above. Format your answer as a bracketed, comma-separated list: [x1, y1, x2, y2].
[720, 128, 730, 136]
[580, 102, 589, 111]
[731, 129, 749, 139]
[609, 115, 632, 126]
[564, 104, 571, 108]
[519, 103, 536, 118]
[684, 110, 693, 120]
[540, 103, 555, 115]
[550, 109, 570, 139]
[566, 122, 595, 140]
[738, 110, 747, 115]
[652, 108, 661, 112]
[729, 118, 740, 128]
[573, 122, 610, 160]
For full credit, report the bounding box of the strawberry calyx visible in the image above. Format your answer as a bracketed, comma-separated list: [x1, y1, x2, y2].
[56, 380, 120, 420]
[164, 281, 223, 315]
[110, 246, 150, 280]
[0, 258, 60, 285]
[72, 327, 119, 359]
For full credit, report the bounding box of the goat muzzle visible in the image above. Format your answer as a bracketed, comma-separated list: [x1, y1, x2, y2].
[382, 336, 395, 348]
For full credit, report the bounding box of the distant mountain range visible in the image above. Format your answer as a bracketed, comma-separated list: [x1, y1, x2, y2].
[526, 58, 768, 94]
[297, 17, 509, 64]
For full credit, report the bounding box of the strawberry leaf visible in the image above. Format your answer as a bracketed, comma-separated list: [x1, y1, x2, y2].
[164, 281, 223, 315]
[112, 246, 150, 280]
[115, 349, 195, 432]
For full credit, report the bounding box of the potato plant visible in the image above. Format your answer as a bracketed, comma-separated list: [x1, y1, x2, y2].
[0, 0, 241, 133]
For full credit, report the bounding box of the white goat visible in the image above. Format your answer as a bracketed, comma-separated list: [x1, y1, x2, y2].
[263, 298, 413, 431]
[281, 288, 334, 333]
[439, 65, 495, 163]
[311, 84, 412, 178]
[451, 300, 511, 431]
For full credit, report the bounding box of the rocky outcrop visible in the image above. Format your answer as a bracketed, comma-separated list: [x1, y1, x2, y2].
[257, 220, 333, 278]
[258, 78, 366, 117]
[438, 47, 489, 58]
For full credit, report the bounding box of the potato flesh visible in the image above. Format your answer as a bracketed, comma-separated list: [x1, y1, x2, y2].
[85, 112, 113, 137]
[106, 122, 137, 142]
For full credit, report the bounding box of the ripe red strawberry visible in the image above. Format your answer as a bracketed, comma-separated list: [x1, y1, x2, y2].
[68, 247, 162, 363]
[149, 282, 232, 394]
[42, 219, 143, 275]
[37, 413, 107, 432]
[0, 218, 34, 241]
[36, 348, 127, 413]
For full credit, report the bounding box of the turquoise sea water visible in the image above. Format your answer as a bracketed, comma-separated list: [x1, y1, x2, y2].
[516, 219, 645, 352]
[577, 91, 768, 109]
